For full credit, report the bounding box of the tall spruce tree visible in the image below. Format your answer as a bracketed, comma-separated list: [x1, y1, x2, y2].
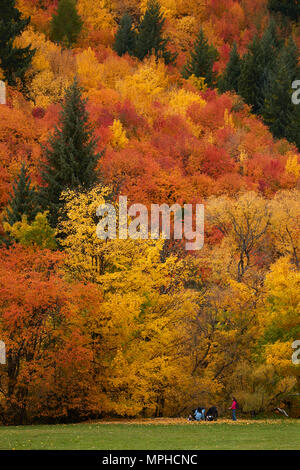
[285, 95, 300, 150]
[258, 19, 283, 111]
[0, 0, 35, 86]
[263, 36, 300, 145]
[282, 35, 300, 76]
[113, 13, 136, 56]
[218, 42, 241, 93]
[40, 78, 103, 226]
[238, 21, 279, 114]
[50, 0, 83, 48]
[182, 28, 219, 87]
[268, 0, 300, 22]
[4, 163, 40, 226]
[134, 0, 176, 64]
[237, 36, 261, 112]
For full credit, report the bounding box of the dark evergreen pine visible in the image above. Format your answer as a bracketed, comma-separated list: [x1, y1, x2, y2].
[237, 36, 260, 112]
[218, 42, 241, 93]
[50, 0, 83, 48]
[182, 28, 219, 87]
[4, 163, 39, 226]
[261, 16, 282, 51]
[285, 97, 300, 150]
[268, 0, 300, 22]
[281, 35, 300, 76]
[263, 36, 300, 146]
[113, 13, 136, 56]
[262, 59, 294, 140]
[0, 0, 35, 86]
[134, 0, 177, 64]
[40, 78, 103, 226]
[258, 19, 283, 112]
[238, 21, 279, 114]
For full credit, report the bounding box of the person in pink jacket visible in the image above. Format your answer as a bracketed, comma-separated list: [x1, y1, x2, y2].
[229, 397, 238, 421]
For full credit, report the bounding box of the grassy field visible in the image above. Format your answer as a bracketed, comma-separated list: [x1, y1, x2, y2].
[0, 419, 299, 450]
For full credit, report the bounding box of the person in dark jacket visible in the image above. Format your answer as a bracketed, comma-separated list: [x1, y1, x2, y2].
[205, 406, 218, 421]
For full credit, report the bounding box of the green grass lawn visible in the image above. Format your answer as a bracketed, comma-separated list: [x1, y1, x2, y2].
[0, 420, 300, 450]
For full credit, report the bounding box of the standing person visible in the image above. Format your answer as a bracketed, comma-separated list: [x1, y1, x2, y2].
[229, 397, 238, 421]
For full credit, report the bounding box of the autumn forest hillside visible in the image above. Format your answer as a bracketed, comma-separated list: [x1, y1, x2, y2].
[0, 0, 299, 424]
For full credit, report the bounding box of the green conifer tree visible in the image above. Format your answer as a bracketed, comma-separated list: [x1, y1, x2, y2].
[282, 35, 300, 76]
[134, 0, 176, 64]
[285, 98, 300, 150]
[263, 36, 300, 145]
[113, 13, 136, 56]
[40, 78, 103, 226]
[238, 21, 279, 114]
[4, 163, 39, 226]
[268, 0, 300, 22]
[0, 0, 35, 86]
[182, 28, 219, 87]
[238, 36, 261, 112]
[50, 0, 83, 48]
[218, 42, 241, 93]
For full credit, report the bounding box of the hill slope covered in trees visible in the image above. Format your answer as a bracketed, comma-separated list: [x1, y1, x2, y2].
[0, 0, 299, 423]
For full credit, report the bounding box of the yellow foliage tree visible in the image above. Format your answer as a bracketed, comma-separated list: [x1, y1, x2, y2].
[109, 119, 129, 149]
[171, 16, 197, 51]
[15, 28, 76, 106]
[77, 0, 116, 30]
[206, 192, 271, 282]
[98, 56, 133, 89]
[260, 257, 300, 332]
[258, 257, 300, 389]
[166, 87, 206, 137]
[230, 362, 296, 414]
[76, 47, 102, 91]
[168, 88, 205, 115]
[270, 190, 300, 269]
[286, 154, 300, 179]
[56, 185, 219, 416]
[116, 56, 169, 115]
[140, 0, 178, 18]
[187, 74, 208, 92]
[4, 212, 57, 249]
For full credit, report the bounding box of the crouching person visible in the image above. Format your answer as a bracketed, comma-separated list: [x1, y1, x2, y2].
[205, 406, 218, 421]
[195, 407, 205, 421]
